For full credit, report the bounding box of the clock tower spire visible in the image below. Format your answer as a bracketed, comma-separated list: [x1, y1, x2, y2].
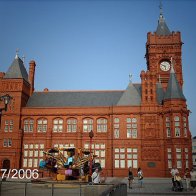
[145, 3, 183, 89]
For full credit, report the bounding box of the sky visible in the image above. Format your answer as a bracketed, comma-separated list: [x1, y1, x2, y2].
[0, 0, 196, 136]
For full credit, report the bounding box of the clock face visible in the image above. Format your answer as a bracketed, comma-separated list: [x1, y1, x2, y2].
[160, 61, 170, 71]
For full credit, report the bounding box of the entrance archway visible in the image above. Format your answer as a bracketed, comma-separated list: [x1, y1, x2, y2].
[2, 159, 10, 173]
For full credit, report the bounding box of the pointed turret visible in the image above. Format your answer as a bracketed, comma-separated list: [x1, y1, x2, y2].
[164, 64, 186, 101]
[4, 52, 28, 82]
[156, 2, 171, 36]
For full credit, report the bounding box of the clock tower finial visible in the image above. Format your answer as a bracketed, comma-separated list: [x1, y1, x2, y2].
[156, 1, 171, 36]
[15, 48, 19, 59]
[159, 1, 163, 16]
[129, 73, 132, 83]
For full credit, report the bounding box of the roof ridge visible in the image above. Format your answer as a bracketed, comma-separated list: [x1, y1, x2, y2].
[34, 90, 125, 93]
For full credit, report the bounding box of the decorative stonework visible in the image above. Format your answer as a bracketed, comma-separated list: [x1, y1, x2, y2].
[142, 147, 161, 161]
[2, 81, 22, 92]
[143, 116, 157, 138]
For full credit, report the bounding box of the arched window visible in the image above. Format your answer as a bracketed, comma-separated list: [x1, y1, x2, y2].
[2, 159, 10, 171]
[37, 118, 47, 132]
[53, 118, 63, 132]
[97, 118, 107, 132]
[24, 118, 34, 132]
[4, 120, 13, 132]
[174, 116, 180, 137]
[67, 118, 77, 132]
[83, 118, 93, 132]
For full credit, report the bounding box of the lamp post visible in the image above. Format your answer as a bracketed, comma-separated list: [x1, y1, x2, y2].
[89, 130, 94, 178]
[0, 94, 12, 127]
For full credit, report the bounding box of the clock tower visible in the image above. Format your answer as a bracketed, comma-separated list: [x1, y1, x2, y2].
[145, 5, 183, 89]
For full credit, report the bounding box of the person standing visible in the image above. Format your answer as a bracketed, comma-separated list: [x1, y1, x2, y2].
[128, 167, 134, 189]
[92, 168, 100, 184]
[170, 166, 179, 185]
[137, 167, 143, 188]
[184, 168, 190, 190]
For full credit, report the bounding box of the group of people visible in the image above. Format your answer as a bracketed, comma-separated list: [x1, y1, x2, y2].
[128, 166, 196, 191]
[171, 166, 196, 191]
[91, 166, 144, 187]
[91, 165, 196, 191]
[128, 167, 143, 189]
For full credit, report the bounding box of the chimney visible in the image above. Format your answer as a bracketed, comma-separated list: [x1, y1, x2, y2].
[0, 72, 5, 79]
[28, 60, 36, 96]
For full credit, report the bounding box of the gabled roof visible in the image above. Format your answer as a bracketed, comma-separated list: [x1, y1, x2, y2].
[26, 84, 142, 108]
[26, 91, 124, 107]
[164, 66, 186, 101]
[4, 55, 28, 81]
[117, 82, 141, 106]
[26, 81, 171, 108]
[156, 13, 171, 36]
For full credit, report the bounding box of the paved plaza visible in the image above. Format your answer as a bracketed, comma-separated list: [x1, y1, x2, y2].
[0, 177, 196, 195]
[117, 177, 196, 195]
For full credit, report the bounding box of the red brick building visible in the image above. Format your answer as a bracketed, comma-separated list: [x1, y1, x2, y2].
[0, 10, 192, 177]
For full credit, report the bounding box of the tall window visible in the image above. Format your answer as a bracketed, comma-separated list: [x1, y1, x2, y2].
[127, 148, 138, 168]
[23, 144, 44, 168]
[3, 138, 12, 147]
[84, 143, 105, 168]
[67, 118, 77, 132]
[176, 148, 182, 168]
[83, 118, 93, 132]
[185, 148, 189, 168]
[167, 148, 172, 168]
[114, 118, 119, 138]
[115, 148, 125, 168]
[4, 120, 13, 132]
[114, 147, 138, 169]
[53, 118, 63, 132]
[37, 118, 47, 132]
[24, 119, 34, 132]
[165, 117, 171, 137]
[126, 117, 137, 138]
[174, 116, 180, 137]
[97, 118, 107, 132]
[183, 116, 187, 137]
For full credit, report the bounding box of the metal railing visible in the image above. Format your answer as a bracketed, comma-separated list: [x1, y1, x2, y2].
[0, 180, 127, 196]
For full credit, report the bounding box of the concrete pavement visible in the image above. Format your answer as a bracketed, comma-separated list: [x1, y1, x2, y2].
[1, 177, 196, 195]
[105, 177, 196, 195]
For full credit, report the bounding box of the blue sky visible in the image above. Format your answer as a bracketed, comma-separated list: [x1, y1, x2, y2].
[0, 0, 196, 136]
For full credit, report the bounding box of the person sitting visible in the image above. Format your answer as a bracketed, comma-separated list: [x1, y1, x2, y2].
[190, 168, 196, 190]
[174, 173, 183, 190]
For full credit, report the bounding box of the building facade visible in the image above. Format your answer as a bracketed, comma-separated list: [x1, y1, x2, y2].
[0, 10, 193, 177]
[192, 136, 196, 169]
